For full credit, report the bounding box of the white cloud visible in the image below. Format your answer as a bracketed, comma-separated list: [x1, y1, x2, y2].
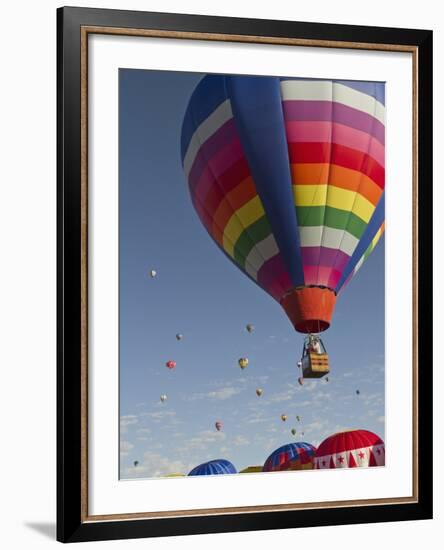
[186, 386, 242, 401]
[122, 451, 191, 478]
[120, 440, 134, 457]
[120, 414, 138, 433]
[232, 435, 249, 446]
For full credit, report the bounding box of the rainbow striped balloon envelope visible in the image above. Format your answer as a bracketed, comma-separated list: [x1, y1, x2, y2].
[263, 442, 317, 472]
[181, 76, 385, 334]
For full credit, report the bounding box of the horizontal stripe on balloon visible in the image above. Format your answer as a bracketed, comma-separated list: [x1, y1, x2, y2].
[280, 80, 385, 125]
[211, 176, 257, 244]
[223, 196, 265, 256]
[295, 206, 367, 240]
[183, 100, 233, 175]
[188, 136, 244, 196]
[288, 142, 384, 189]
[303, 265, 341, 287]
[282, 101, 385, 145]
[298, 226, 358, 256]
[294, 184, 375, 224]
[234, 216, 273, 267]
[290, 164, 383, 207]
[301, 246, 350, 273]
[285, 121, 385, 167]
[243, 233, 278, 278]
[256, 253, 293, 301]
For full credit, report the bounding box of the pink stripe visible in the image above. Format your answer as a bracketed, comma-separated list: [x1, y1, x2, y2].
[285, 121, 385, 167]
[303, 265, 340, 287]
[257, 254, 292, 301]
[189, 137, 244, 196]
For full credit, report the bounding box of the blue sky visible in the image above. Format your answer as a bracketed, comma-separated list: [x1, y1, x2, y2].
[119, 69, 385, 479]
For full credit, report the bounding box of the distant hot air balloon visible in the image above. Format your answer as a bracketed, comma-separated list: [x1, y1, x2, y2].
[188, 459, 237, 476]
[298, 377, 304, 386]
[296, 415, 301, 422]
[325, 377, 329, 382]
[165, 360, 176, 370]
[246, 324, 254, 333]
[281, 414, 288, 422]
[315, 429, 385, 469]
[356, 389, 360, 395]
[176, 333, 183, 341]
[238, 358, 249, 369]
[181, 75, 385, 353]
[133, 461, 139, 467]
[291, 428, 297, 436]
[263, 442, 316, 472]
[215, 421, 223, 432]
[256, 388, 263, 397]
[149, 269, 157, 278]
[160, 394, 167, 403]
[297, 361, 302, 369]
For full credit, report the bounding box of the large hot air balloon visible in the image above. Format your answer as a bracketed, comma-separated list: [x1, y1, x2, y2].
[314, 429, 385, 469]
[263, 442, 316, 472]
[188, 459, 237, 476]
[181, 76, 385, 376]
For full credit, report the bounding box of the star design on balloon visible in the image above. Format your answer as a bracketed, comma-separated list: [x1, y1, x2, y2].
[358, 451, 365, 459]
[337, 456, 344, 463]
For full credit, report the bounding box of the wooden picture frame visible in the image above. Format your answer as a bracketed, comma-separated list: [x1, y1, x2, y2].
[57, 6, 433, 543]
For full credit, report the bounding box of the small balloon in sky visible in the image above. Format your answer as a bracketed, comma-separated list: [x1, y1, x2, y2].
[238, 358, 249, 369]
[149, 269, 157, 278]
[296, 415, 301, 422]
[297, 361, 302, 369]
[255, 388, 263, 397]
[133, 461, 139, 467]
[291, 428, 297, 436]
[356, 389, 360, 395]
[160, 394, 167, 403]
[176, 333, 183, 341]
[298, 377, 304, 386]
[246, 324, 254, 333]
[165, 360, 176, 370]
[215, 421, 223, 432]
[281, 414, 287, 422]
[325, 376, 329, 382]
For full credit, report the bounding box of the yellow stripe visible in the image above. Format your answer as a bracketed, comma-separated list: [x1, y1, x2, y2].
[294, 184, 374, 223]
[223, 196, 265, 256]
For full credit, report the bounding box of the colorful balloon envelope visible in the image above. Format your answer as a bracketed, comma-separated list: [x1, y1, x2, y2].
[238, 357, 249, 369]
[188, 459, 237, 476]
[215, 421, 223, 431]
[181, 76, 385, 334]
[314, 429, 385, 469]
[165, 360, 176, 370]
[263, 442, 316, 472]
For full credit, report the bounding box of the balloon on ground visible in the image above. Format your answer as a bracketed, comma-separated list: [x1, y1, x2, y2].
[314, 429, 385, 468]
[263, 442, 316, 471]
[188, 459, 237, 476]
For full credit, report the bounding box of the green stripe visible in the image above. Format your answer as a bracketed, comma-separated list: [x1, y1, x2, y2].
[233, 216, 272, 268]
[295, 206, 367, 239]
